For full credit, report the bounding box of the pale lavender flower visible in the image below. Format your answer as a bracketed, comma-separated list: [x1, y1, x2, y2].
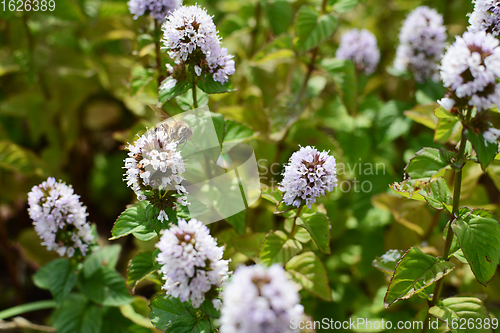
[207, 46, 235, 84]
[440, 31, 500, 111]
[483, 127, 500, 145]
[336, 28, 380, 75]
[156, 218, 229, 308]
[27, 177, 93, 257]
[161, 5, 235, 84]
[279, 146, 337, 209]
[220, 264, 304, 333]
[394, 6, 447, 83]
[128, 0, 182, 23]
[438, 97, 456, 111]
[124, 128, 188, 221]
[469, 0, 500, 36]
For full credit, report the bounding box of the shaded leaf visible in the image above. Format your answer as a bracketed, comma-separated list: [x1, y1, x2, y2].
[296, 212, 331, 254]
[429, 296, 493, 333]
[259, 230, 302, 265]
[79, 267, 133, 306]
[405, 148, 449, 179]
[33, 258, 78, 304]
[384, 247, 455, 308]
[53, 294, 103, 333]
[83, 244, 121, 278]
[285, 252, 332, 301]
[467, 129, 499, 170]
[451, 216, 500, 286]
[127, 252, 155, 293]
[295, 6, 338, 52]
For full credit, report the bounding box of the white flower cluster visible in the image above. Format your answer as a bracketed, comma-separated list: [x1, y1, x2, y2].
[128, 0, 181, 22]
[124, 128, 188, 221]
[469, 0, 500, 36]
[440, 31, 500, 111]
[162, 5, 235, 84]
[279, 146, 337, 209]
[483, 127, 500, 145]
[156, 218, 229, 308]
[335, 28, 380, 75]
[27, 177, 93, 257]
[394, 6, 447, 83]
[220, 264, 304, 333]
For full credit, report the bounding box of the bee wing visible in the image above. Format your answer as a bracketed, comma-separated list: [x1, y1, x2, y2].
[148, 104, 175, 121]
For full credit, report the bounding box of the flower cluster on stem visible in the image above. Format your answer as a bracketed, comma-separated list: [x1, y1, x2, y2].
[155, 218, 229, 308]
[161, 5, 235, 84]
[27, 177, 94, 257]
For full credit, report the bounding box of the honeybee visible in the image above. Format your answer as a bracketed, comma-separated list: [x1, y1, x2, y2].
[148, 104, 193, 148]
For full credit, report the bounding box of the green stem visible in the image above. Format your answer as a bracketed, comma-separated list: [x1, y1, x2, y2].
[0, 300, 57, 320]
[421, 107, 472, 333]
[155, 20, 164, 86]
[249, 1, 262, 57]
[192, 77, 198, 109]
[289, 206, 304, 239]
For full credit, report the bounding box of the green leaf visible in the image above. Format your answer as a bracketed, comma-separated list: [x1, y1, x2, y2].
[0, 140, 44, 175]
[231, 233, 267, 259]
[127, 252, 155, 293]
[372, 249, 405, 274]
[429, 297, 493, 333]
[159, 78, 191, 103]
[78, 267, 133, 306]
[149, 295, 186, 331]
[100, 307, 152, 333]
[110, 202, 150, 240]
[384, 247, 455, 308]
[332, 0, 359, 13]
[53, 294, 103, 333]
[420, 177, 453, 210]
[404, 104, 438, 130]
[260, 187, 282, 204]
[295, 6, 338, 52]
[200, 298, 220, 318]
[285, 252, 332, 301]
[259, 230, 303, 265]
[405, 148, 449, 179]
[225, 210, 246, 234]
[82, 244, 121, 278]
[131, 66, 154, 95]
[176, 87, 209, 110]
[149, 295, 210, 333]
[434, 117, 460, 143]
[321, 58, 357, 115]
[33, 258, 77, 304]
[467, 129, 499, 170]
[263, 0, 293, 35]
[167, 316, 210, 333]
[223, 120, 255, 144]
[451, 216, 500, 286]
[296, 212, 331, 254]
[197, 75, 235, 94]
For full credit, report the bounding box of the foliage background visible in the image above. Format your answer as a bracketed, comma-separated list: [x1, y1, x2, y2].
[1, 0, 500, 331]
